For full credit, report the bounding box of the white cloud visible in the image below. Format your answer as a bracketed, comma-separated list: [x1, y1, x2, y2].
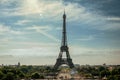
[0, 24, 23, 35]
[26, 25, 59, 42]
[14, 20, 31, 25]
[0, 55, 13, 58]
[1, 0, 119, 31]
[1, 40, 119, 57]
[10, 30, 23, 35]
[76, 35, 94, 41]
[106, 17, 120, 21]
[0, 0, 98, 22]
[0, 39, 120, 65]
[9, 47, 57, 57]
[0, 24, 10, 34]
[98, 22, 120, 30]
[20, 0, 44, 15]
[0, 38, 11, 42]
[0, 0, 14, 4]
[26, 25, 52, 31]
[70, 45, 120, 57]
[56, 27, 62, 30]
[7, 0, 47, 16]
[0, 41, 59, 56]
[98, 16, 120, 30]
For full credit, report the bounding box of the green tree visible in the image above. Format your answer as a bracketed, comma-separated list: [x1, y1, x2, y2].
[1, 68, 7, 74]
[20, 66, 29, 74]
[31, 72, 40, 79]
[98, 66, 105, 72]
[0, 71, 4, 79]
[2, 72, 15, 80]
[108, 75, 115, 80]
[100, 70, 106, 77]
[111, 69, 119, 75]
[85, 73, 92, 78]
[39, 75, 45, 79]
[19, 71, 25, 79]
[91, 70, 99, 76]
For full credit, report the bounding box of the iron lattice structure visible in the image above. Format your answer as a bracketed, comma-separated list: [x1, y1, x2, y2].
[54, 11, 74, 70]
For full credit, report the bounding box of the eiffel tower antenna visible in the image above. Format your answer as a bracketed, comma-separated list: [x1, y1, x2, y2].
[64, 8, 65, 14]
[54, 10, 74, 70]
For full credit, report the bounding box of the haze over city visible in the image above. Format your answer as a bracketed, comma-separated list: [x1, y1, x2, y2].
[0, 0, 120, 65]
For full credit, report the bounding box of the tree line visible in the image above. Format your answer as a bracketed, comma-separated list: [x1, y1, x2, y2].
[0, 65, 120, 80]
[76, 65, 120, 80]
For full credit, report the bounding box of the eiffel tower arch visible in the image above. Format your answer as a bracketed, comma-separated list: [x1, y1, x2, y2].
[54, 11, 74, 70]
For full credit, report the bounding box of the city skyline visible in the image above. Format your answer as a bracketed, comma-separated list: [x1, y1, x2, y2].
[0, 0, 120, 65]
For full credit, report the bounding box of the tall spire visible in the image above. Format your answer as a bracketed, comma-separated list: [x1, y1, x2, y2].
[62, 9, 67, 46]
[63, 9, 66, 18]
[64, 8, 65, 14]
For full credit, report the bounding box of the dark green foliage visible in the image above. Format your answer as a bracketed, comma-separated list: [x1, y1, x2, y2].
[18, 71, 25, 78]
[2, 72, 15, 80]
[91, 70, 99, 76]
[31, 72, 40, 79]
[20, 66, 29, 74]
[98, 66, 106, 72]
[100, 70, 107, 77]
[0, 71, 4, 79]
[76, 65, 120, 79]
[0, 65, 120, 79]
[39, 75, 45, 79]
[0, 65, 52, 79]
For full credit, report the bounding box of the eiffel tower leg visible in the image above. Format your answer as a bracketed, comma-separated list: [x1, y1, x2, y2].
[54, 58, 62, 70]
[67, 58, 74, 68]
[66, 51, 70, 59]
[58, 52, 62, 59]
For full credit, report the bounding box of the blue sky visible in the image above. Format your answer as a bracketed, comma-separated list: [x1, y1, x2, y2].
[0, 0, 120, 65]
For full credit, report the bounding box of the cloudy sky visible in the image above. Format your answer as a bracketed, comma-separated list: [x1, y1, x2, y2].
[0, 0, 120, 65]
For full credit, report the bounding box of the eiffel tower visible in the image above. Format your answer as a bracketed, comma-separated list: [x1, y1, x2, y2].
[54, 11, 74, 70]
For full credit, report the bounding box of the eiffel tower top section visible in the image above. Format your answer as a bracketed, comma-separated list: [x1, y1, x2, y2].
[62, 10, 67, 47]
